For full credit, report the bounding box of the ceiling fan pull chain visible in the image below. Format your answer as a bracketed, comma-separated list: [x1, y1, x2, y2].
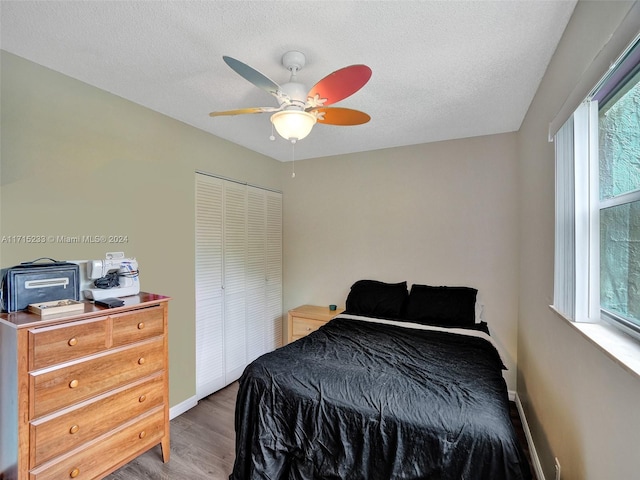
[291, 142, 296, 178]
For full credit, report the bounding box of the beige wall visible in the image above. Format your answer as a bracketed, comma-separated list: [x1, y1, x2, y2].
[2, 46, 522, 414]
[5, 1, 640, 474]
[517, 1, 640, 479]
[0, 51, 283, 408]
[281, 134, 521, 389]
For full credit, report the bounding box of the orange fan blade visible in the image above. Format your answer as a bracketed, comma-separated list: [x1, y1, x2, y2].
[312, 107, 371, 126]
[306, 65, 372, 108]
[209, 107, 280, 117]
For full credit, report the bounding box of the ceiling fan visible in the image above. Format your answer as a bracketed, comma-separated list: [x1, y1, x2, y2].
[209, 51, 372, 143]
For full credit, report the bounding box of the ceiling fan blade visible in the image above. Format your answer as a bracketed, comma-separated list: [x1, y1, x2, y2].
[223, 56, 282, 99]
[209, 106, 281, 117]
[306, 65, 372, 108]
[311, 107, 371, 126]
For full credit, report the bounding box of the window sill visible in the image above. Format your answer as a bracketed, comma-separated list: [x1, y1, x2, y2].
[549, 306, 640, 380]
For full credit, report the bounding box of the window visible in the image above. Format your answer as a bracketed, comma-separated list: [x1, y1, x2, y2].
[554, 36, 640, 339]
[598, 70, 640, 333]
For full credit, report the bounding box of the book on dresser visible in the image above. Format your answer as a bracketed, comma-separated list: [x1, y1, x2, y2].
[0, 292, 171, 480]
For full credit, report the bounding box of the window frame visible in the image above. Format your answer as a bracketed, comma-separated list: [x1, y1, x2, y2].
[598, 187, 640, 336]
[553, 35, 640, 342]
[595, 51, 640, 337]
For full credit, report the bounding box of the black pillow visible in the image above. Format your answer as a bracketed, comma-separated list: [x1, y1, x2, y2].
[345, 280, 408, 318]
[404, 284, 477, 327]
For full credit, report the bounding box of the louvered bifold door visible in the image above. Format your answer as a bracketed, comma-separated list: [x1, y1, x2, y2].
[223, 182, 248, 384]
[195, 174, 225, 399]
[246, 187, 267, 362]
[265, 190, 283, 350]
[196, 174, 282, 396]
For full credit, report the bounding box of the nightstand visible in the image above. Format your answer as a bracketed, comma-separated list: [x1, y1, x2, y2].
[287, 305, 344, 343]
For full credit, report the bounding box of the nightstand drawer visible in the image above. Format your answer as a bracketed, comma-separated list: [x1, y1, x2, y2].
[30, 406, 165, 480]
[292, 317, 327, 338]
[288, 305, 343, 343]
[29, 318, 109, 370]
[31, 338, 165, 418]
[111, 306, 164, 347]
[31, 373, 165, 466]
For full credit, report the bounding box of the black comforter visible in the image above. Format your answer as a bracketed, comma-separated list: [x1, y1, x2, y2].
[231, 315, 532, 480]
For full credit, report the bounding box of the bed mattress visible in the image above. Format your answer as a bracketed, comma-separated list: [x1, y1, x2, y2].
[231, 314, 532, 480]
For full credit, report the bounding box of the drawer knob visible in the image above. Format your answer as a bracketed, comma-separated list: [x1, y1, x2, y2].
[138, 357, 145, 365]
[69, 379, 79, 389]
[139, 430, 146, 439]
[69, 467, 80, 478]
[68, 337, 78, 346]
[137, 322, 145, 330]
[69, 424, 79, 434]
[139, 394, 147, 403]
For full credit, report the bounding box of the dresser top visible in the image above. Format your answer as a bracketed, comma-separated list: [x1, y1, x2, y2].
[0, 292, 171, 329]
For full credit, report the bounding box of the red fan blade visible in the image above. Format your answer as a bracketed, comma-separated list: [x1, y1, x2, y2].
[311, 107, 371, 126]
[209, 106, 281, 117]
[306, 65, 372, 108]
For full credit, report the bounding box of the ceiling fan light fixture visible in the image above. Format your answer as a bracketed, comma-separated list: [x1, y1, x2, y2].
[270, 110, 317, 142]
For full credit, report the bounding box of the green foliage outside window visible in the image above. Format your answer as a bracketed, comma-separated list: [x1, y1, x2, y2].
[599, 77, 640, 326]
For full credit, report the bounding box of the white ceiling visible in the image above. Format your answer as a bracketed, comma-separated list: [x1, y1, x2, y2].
[0, 0, 577, 162]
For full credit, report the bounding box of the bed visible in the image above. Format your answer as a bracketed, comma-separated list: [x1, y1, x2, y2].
[230, 280, 532, 480]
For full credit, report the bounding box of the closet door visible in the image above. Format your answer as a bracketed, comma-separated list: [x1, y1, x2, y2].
[246, 188, 283, 358]
[265, 190, 283, 350]
[195, 173, 282, 398]
[246, 186, 267, 363]
[195, 175, 225, 399]
[223, 181, 248, 384]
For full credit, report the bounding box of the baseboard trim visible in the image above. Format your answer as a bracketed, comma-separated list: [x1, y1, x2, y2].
[169, 395, 197, 420]
[514, 392, 546, 480]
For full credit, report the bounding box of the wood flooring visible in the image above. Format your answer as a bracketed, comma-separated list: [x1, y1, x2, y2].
[106, 382, 533, 479]
[105, 382, 238, 480]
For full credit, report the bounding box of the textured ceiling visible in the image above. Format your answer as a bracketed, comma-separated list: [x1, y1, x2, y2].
[0, 0, 577, 162]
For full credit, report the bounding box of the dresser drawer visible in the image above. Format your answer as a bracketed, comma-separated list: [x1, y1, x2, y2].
[29, 406, 165, 480]
[31, 338, 165, 418]
[111, 306, 164, 347]
[29, 318, 109, 370]
[292, 317, 327, 339]
[31, 373, 165, 466]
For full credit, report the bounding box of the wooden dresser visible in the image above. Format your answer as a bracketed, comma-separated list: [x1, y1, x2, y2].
[0, 292, 170, 480]
[287, 304, 344, 343]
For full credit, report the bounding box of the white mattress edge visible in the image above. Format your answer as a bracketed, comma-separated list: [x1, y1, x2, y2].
[335, 313, 506, 366]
